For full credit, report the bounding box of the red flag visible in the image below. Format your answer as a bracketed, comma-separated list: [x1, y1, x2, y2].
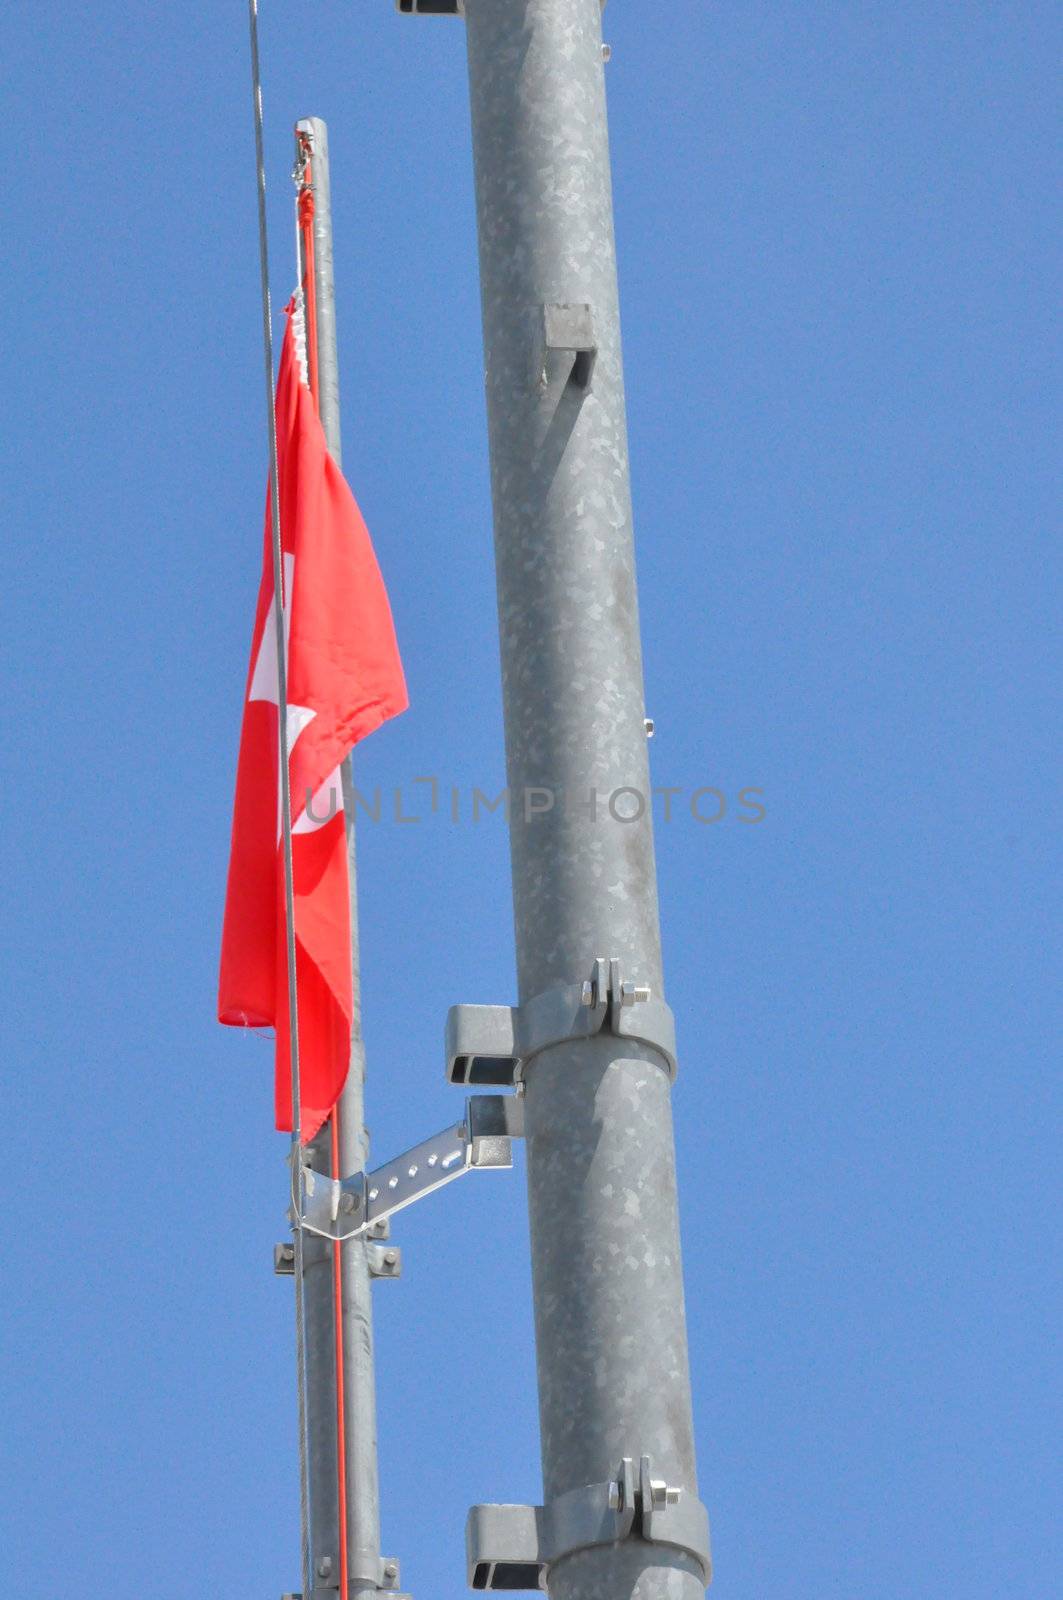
[219, 305, 407, 1141]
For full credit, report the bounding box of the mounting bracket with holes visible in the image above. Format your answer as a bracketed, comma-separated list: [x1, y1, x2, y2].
[294, 1094, 524, 1244]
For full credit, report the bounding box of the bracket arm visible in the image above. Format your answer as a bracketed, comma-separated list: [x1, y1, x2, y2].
[297, 1095, 522, 1243]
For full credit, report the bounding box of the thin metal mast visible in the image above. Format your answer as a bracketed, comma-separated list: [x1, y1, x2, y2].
[293, 118, 390, 1600]
[410, 3, 709, 1596]
[296, 1134, 342, 1600]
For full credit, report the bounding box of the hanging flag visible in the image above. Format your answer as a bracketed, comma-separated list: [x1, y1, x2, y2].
[219, 301, 407, 1141]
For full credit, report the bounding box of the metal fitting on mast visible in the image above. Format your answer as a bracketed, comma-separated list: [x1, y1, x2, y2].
[395, 1, 606, 13]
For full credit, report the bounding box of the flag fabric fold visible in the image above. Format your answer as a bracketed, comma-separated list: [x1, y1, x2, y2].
[219, 304, 407, 1140]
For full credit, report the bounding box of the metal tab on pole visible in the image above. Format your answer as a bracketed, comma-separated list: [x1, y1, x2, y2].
[540, 303, 597, 392]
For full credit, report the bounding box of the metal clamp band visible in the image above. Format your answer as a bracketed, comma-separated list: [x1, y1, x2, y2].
[466, 1455, 711, 1591]
[447, 957, 677, 1087]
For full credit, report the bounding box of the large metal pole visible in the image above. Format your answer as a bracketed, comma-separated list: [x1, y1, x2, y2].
[460, 5, 705, 1597]
[295, 117, 386, 1600]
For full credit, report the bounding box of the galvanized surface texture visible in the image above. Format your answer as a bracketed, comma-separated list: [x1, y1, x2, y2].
[301, 1124, 342, 1587]
[458, 2, 707, 1595]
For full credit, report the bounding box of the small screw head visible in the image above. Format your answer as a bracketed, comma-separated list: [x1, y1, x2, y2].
[384, 1250, 398, 1266]
[384, 1562, 398, 1581]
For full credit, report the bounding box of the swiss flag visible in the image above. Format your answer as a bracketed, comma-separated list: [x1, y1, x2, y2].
[219, 303, 407, 1140]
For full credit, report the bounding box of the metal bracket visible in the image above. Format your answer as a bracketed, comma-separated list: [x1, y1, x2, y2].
[467, 1455, 711, 1591]
[395, 0, 463, 14]
[296, 1095, 522, 1244]
[447, 956, 677, 1088]
[541, 302, 597, 392]
[278, 1224, 391, 1261]
[353, 1555, 405, 1594]
[284, 1549, 408, 1599]
[286, 1590, 408, 1600]
[367, 1242, 403, 1279]
[396, 0, 606, 14]
[283, 1593, 355, 1600]
[279, 1237, 401, 1278]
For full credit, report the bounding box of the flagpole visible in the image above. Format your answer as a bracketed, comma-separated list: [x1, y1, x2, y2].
[295, 117, 392, 1600]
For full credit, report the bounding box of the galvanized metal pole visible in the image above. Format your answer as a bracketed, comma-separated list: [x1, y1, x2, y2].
[298, 1120, 342, 1597]
[459, 3, 707, 1596]
[295, 117, 387, 1600]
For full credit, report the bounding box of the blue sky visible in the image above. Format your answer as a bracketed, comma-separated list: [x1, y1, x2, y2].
[2, 3, 1059, 1597]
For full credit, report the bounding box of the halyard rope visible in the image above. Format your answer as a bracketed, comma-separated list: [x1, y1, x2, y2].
[247, 4, 312, 1595]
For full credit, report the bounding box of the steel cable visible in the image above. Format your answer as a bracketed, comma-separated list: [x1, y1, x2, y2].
[247, 4, 312, 1595]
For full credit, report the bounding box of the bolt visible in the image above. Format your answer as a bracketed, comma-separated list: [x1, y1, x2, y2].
[384, 1250, 398, 1267]
[340, 1192, 357, 1215]
[621, 982, 651, 1006]
[644, 716, 654, 737]
[317, 1556, 333, 1579]
[384, 1562, 398, 1581]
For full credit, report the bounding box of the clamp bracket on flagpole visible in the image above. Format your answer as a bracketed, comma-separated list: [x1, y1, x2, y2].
[295, 1094, 522, 1243]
